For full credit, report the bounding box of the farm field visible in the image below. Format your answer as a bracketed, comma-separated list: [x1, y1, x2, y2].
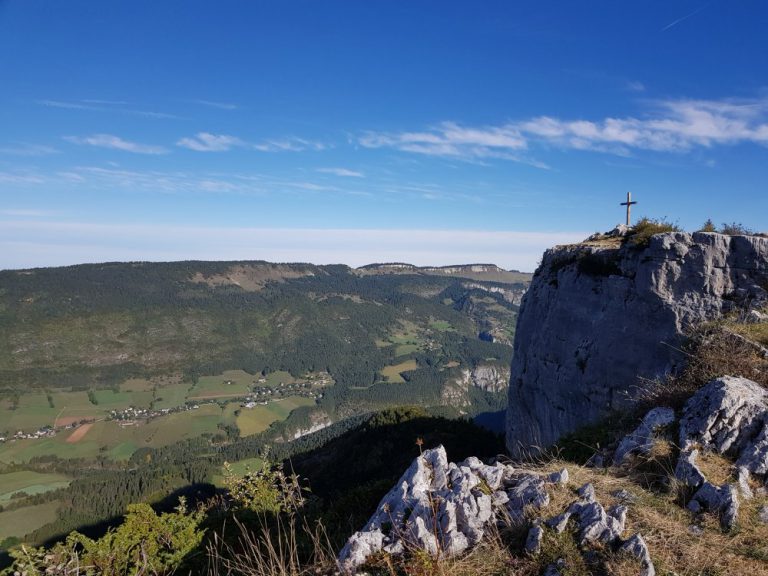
[0, 404, 225, 463]
[377, 322, 425, 357]
[151, 382, 191, 409]
[0, 471, 71, 501]
[234, 395, 315, 436]
[261, 370, 296, 387]
[210, 457, 265, 487]
[188, 370, 255, 399]
[0, 368, 318, 464]
[380, 359, 419, 383]
[0, 501, 60, 541]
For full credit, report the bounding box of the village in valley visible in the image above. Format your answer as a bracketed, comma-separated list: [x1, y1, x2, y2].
[0, 370, 332, 448]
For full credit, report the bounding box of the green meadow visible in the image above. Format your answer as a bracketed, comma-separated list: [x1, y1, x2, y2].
[380, 359, 419, 383]
[0, 471, 71, 501]
[233, 395, 315, 436]
[0, 501, 60, 541]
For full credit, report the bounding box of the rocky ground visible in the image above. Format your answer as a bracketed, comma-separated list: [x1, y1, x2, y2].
[339, 374, 768, 575]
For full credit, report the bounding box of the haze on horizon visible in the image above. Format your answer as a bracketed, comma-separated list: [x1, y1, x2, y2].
[1, 1, 766, 272]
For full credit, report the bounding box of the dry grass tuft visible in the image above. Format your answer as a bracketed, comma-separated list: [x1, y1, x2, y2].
[641, 321, 768, 410]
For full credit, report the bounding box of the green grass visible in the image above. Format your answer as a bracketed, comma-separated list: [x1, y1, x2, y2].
[0, 500, 60, 541]
[210, 456, 265, 486]
[0, 471, 71, 501]
[151, 382, 192, 409]
[109, 441, 138, 461]
[429, 320, 453, 332]
[261, 370, 296, 387]
[91, 389, 153, 410]
[380, 359, 419, 383]
[188, 370, 255, 399]
[234, 396, 315, 436]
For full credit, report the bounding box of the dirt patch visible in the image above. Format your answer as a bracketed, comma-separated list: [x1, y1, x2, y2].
[66, 423, 93, 443]
[190, 264, 316, 292]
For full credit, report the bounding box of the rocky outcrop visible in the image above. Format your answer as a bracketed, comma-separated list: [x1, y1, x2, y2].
[614, 376, 768, 531]
[338, 447, 655, 575]
[507, 231, 768, 456]
[337, 446, 562, 573]
[443, 364, 510, 407]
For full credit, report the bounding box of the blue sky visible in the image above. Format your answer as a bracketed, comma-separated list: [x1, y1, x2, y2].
[1, 0, 766, 271]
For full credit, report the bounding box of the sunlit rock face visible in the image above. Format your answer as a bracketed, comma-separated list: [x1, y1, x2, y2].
[506, 231, 768, 457]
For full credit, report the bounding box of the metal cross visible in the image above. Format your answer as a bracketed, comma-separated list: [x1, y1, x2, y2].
[620, 192, 637, 226]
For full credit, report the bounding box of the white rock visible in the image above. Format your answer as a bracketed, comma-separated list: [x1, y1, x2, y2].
[688, 481, 740, 531]
[614, 406, 675, 464]
[567, 487, 627, 545]
[675, 449, 706, 488]
[680, 376, 768, 455]
[620, 533, 656, 576]
[524, 525, 544, 555]
[548, 468, 569, 485]
[338, 447, 560, 572]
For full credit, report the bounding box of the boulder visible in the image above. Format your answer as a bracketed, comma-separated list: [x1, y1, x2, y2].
[619, 533, 656, 576]
[679, 376, 768, 455]
[674, 449, 706, 488]
[567, 483, 627, 545]
[688, 482, 740, 531]
[614, 407, 675, 464]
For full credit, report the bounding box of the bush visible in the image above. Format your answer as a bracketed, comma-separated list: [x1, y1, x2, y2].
[699, 218, 717, 232]
[222, 459, 306, 515]
[4, 498, 205, 576]
[625, 217, 682, 247]
[720, 221, 755, 235]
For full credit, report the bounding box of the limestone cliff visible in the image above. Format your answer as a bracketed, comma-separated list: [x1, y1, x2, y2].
[506, 230, 768, 456]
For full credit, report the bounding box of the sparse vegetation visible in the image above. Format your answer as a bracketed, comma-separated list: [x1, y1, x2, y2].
[640, 314, 768, 410]
[720, 221, 755, 235]
[625, 216, 682, 247]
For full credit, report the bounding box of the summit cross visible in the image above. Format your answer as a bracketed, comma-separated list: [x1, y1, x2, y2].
[620, 192, 637, 226]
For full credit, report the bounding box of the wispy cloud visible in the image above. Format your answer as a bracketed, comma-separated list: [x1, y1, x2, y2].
[360, 121, 528, 162]
[38, 99, 96, 111]
[252, 137, 328, 152]
[177, 132, 245, 152]
[361, 96, 768, 161]
[37, 99, 178, 119]
[317, 167, 364, 177]
[520, 98, 768, 153]
[0, 171, 45, 184]
[662, 2, 712, 31]
[0, 143, 60, 156]
[64, 134, 170, 155]
[82, 99, 129, 105]
[176, 133, 328, 153]
[190, 99, 238, 110]
[625, 81, 646, 93]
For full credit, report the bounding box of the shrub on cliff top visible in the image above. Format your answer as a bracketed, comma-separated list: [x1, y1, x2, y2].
[625, 217, 681, 247]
